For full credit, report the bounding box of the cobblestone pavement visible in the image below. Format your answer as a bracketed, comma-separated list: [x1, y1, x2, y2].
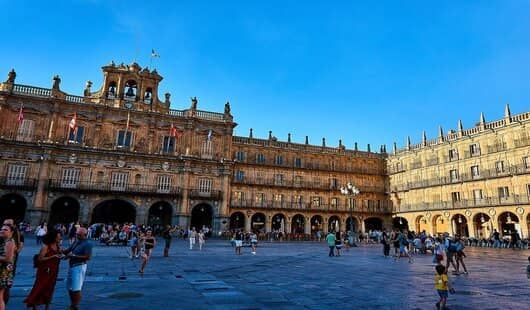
[8, 238, 530, 309]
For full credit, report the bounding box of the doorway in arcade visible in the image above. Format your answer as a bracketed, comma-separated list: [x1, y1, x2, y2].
[190, 203, 213, 237]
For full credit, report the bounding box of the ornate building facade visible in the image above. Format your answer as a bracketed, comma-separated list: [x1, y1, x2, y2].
[0, 62, 391, 234]
[388, 107, 530, 238]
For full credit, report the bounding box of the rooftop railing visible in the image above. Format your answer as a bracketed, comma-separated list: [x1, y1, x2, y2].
[397, 195, 530, 213]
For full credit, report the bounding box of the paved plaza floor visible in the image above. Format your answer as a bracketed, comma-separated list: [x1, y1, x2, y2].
[8, 238, 530, 309]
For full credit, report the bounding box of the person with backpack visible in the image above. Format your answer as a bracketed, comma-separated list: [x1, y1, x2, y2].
[444, 235, 458, 273]
[454, 237, 468, 275]
[24, 228, 63, 310]
[394, 230, 413, 263]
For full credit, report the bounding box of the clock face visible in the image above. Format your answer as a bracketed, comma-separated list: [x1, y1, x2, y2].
[124, 102, 133, 109]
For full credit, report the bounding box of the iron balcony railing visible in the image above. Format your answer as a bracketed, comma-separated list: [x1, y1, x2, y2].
[188, 189, 222, 200]
[391, 164, 530, 192]
[0, 177, 37, 191]
[229, 199, 393, 214]
[231, 177, 386, 193]
[47, 179, 182, 197]
[397, 195, 530, 213]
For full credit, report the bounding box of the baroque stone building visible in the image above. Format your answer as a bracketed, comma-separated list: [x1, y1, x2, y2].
[0, 62, 391, 234]
[388, 107, 530, 238]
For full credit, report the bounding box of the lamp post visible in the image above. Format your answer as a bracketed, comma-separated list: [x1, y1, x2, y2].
[340, 182, 360, 247]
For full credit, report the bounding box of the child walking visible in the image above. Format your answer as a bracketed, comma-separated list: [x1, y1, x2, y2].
[435, 265, 454, 310]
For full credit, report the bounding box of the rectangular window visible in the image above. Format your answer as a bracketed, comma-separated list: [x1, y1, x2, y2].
[294, 158, 302, 168]
[448, 149, 459, 161]
[198, 178, 212, 193]
[256, 153, 265, 164]
[274, 194, 283, 203]
[495, 161, 505, 173]
[523, 156, 530, 169]
[201, 140, 213, 158]
[61, 168, 80, 188]
[472, 189, 483, 201]
[449, 169, 459, 182]
[233, 191, 244, 201]
[6, 164, 27, 185]
[235, 170, 245, 182]
[156, 175, 172, 193]
[68, 126, 85, 144]
[330, 178, 339, 189]
[16, 119, 35, 142]
[451, 192, 461, 202]
[470, 143, 481, 156]
[255, 193, 265, 204]
[498, 186, 509, 199]
[471, 165, 480, 178]
[527, 184, 530, 196]
[110, 172, 129, 191]
[311, 196, 321, 207]
[330, 197, 338, 208]
[235, 151, 245, 162]
[117, 130, 132, 148]
[275, 155, 283, 165]
[294, 175, 302, 186]
[162, 136, 175, 153]
[292, 195, 302, 205]
[274, 174, 284, 185]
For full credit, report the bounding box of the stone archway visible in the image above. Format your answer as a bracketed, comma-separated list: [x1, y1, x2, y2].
[271, 213, 286, 231]
[190, 203, 213, 231]
[0, 193, 27, 223]
[497, 212, 520, 237]
[148, 201, 173, 228]
[291, 214, 305, 234]
[49, 196, 80, 226]
[415, 215, 429, 234]
[451, 214, 469, 237]
[364, 217, 383, 231]
[91, 199, 136, 224]
[251, 212, 266, 232]
[432, 214, 449, 236]
[310, 215, 323, 234]
[392, 217, 409, 231]
[473, 212, 492, 239]
[229, 211, 245, 230]
[328, 216, 340, 232]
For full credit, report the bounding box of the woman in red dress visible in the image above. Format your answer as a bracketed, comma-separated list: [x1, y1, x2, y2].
[24, 228, 63, 310]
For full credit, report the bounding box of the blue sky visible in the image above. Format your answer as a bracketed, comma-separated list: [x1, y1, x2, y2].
[2, 1, 530, 150]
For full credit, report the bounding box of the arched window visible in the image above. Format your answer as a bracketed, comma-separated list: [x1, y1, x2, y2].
[107, 81, 117, 99]
[124, 80, 137, 101]
[144, 87, 153, 104]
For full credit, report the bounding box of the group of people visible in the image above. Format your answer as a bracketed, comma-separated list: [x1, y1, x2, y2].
[0, 219, 92, 310]
[231, 230, 258, 255]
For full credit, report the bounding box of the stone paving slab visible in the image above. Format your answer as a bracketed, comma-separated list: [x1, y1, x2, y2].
[5, 238, 530, 309]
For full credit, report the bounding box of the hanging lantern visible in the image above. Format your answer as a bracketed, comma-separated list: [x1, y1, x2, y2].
[506, 213, 512, 224]
[480, 214, 485, 223]
[458, 215, 463, 224]
[399, 218, 403, 225]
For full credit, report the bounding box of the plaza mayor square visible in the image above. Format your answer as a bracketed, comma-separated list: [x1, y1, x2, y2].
[1, 1, 530, 310]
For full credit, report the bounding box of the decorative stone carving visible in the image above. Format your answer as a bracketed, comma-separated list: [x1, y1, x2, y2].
[84, 81, 92, 97]
[68, 153, 77, 164]
[5, 69, 16, 84]
[117, 160, 126, 168]
[162, 162, 170, 171]
[52, 75, 61, 90]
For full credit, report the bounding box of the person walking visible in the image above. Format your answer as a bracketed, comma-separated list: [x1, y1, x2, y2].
[198, 230, 205, 251]
[381, 228, 390, 257]
[394, 230, 413, 263]
[0, 224, 16, 310]
[335, 231, 343, 256]
[434, 265, 454, 310]
[454, 237, 468, 275]
[63, 227, 93, 310]
[492, 229, 501, 248]
[35, 224, 46, 246]
[24, 228, 63, 310]
[234, 230, 243, 255]
[326, 231, 336, 257]
[162, 225, 175, 257]
[139, 230, 156, 274]
[250, 232, 258, 255]
[189, 228, 197, 250]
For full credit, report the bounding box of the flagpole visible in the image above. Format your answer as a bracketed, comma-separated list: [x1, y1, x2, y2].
[123, 110, 130, 147]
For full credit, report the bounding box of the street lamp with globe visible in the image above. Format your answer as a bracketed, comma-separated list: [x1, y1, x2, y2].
[340, 182, 360, 247]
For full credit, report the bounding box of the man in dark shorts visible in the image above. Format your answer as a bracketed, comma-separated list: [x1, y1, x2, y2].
[162, 225, 176, 257]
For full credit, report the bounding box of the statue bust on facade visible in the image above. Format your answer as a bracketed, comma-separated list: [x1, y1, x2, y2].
[52, 75, 61, 90]
[84, 81, 92, 97]
[5, 69, 16, 84]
